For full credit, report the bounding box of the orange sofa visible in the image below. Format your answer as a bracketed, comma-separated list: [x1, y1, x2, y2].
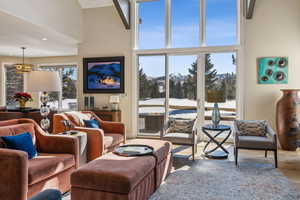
[53, 111, 125, 161]
[0, 119, 79, 200]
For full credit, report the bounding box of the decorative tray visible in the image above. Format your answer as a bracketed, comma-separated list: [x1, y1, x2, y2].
[113, 144, 154, 157]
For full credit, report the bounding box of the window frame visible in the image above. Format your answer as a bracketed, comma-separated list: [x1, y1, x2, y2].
[2, 63, 25, 107]
[37, 63, 78, 112]
[132, 0, 245, 137]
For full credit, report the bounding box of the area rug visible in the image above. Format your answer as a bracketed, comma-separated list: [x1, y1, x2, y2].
[149, 158, 300, 200]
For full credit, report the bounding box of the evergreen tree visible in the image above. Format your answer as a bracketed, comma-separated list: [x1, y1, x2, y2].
[139, 68, 150, 99]
[175, 81, 183, 98]
[169, 75, 176, 98]
[62, 68, 76, 99]
[150, 81, 160, 98]
[205, 54, 218, 88]
[185, 54, 218, 100]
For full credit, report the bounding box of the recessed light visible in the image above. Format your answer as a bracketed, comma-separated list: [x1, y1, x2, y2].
[42, 38, 48, 41]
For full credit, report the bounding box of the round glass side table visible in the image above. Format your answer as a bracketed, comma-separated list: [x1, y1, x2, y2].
[202, 124, 232, 159]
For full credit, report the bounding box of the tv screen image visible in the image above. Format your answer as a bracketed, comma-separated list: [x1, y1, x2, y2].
[87, 61, 121, 89]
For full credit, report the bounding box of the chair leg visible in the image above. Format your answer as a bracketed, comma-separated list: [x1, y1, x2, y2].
[265, 150, 268, 158]
[192, 145, 195, 161]
[234, 147, 238, 166]
[274, 150, 278, 168]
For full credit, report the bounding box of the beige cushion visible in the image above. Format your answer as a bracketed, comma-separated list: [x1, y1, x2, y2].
[103, 133, 124, 149]
[65, 111, 92, 126]
[236, 120, 267, 136]
[167, 119, 195, 134]
[237, 136, 276, 149]
[163, 132, 193, 144]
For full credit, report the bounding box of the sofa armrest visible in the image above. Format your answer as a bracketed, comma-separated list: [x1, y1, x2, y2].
[233, 121, 241, 146]
[266, 125, 277, 145]
[101, 121, 125, 135]
[72, 127, 105, 161]
[37, 135, 79, 168]
[90, 112, 125, 135]
[53, 114, 71, 134]
[0, 148, 28, 200]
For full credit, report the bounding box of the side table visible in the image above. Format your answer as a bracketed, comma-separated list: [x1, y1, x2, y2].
[202, 124, 232, 159]
[55, 131, 88, 166]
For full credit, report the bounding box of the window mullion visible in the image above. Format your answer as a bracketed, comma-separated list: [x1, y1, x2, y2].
[58, 68, 63, 112]
[165, 54, 170, 122]
[200, 0, 206, 47]
[133, 0, 139, 50]
[165, 0, 171, 48]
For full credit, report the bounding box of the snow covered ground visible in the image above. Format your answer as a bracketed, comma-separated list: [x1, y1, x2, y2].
[139, 98, 236, 119]
[48, 99, 77, 111]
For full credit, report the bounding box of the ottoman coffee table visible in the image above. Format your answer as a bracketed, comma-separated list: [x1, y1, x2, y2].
[71, 139, 172, 200]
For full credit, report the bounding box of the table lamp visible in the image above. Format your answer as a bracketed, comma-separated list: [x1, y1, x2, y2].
[26, 71, 61, 132]
[206, 89, 226, 128]
[110, 95, 120, 111]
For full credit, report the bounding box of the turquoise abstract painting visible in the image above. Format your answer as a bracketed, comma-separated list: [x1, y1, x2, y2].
[258, 57, 288, 84]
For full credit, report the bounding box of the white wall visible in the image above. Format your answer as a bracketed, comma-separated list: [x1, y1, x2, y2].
[29, 7, 134, 137]
[244, 0, 300, 129]
[0, 0, 82, 41]
[78, 6, 133, 137]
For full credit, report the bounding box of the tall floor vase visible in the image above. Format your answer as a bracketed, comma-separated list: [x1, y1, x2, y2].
[276, 89, 300, 151]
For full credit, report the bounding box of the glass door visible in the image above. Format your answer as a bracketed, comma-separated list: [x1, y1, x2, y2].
[138, 55, 166, 136]
[168, 55, 198, 122]
[203, 52, 237, 140]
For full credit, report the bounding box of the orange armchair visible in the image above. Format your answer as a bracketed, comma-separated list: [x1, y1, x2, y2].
[53, 111, 125, 161]
[0, 118, 79, 200]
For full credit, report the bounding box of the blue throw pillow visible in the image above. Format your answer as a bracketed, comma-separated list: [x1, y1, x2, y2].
[83, 119, 100, 128]
[2, 132, 37, 159]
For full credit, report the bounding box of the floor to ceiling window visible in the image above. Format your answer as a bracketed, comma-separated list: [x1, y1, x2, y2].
[134, 0, 242, 137]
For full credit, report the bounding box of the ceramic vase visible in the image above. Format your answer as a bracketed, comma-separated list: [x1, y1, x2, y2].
[18, 99, 27, 108]
[276, 89, 300, 151]
[212, 103, 221, 128]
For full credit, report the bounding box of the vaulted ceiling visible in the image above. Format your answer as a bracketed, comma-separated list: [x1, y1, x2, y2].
[0, 0, 81, 57]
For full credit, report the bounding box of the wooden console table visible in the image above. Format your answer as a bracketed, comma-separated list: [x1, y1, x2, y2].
[87, 110, 121, 122]
[0, 109, 56, 132]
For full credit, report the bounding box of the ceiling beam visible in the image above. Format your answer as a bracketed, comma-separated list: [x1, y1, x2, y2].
[246, 0, 256, 19]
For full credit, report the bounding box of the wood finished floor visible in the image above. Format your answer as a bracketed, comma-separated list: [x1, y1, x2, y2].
[171, 142, 300, 191]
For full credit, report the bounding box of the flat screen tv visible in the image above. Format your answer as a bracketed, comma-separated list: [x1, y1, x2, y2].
[83, 56, 125, 93]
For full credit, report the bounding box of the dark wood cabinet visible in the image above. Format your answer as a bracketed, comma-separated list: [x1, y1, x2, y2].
[0, 110, 56, 132]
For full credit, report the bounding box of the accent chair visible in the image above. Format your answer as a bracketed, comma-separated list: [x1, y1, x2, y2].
[53, 111, 125, 161]
[0, 118, 79, 200]
[234, 120, 278, 168]
[160, 118, 198, 160]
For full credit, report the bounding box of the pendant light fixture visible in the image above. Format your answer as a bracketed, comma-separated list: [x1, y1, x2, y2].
[14, 47, 33, 73]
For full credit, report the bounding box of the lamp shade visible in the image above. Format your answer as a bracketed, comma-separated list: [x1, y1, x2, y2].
[110, 95, 120, 104]
[206, 89, 226, 103]
[26, 71, 61, 92]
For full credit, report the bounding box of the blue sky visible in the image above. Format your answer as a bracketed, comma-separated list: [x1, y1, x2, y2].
[138, 0, 237, 77]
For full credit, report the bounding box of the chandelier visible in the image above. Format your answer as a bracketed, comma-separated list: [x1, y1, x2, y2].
[14, 47, 33, 73]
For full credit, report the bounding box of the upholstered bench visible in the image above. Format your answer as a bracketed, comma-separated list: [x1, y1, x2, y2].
[71, 139, 172, 200]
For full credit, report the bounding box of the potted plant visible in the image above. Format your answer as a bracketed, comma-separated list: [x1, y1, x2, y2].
[13, 92, 33, 108]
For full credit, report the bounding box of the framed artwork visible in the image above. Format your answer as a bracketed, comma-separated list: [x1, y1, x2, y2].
[113, 0, 130, 29]
[258, 57, 288, 84]
[83, 56, 125, 93]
